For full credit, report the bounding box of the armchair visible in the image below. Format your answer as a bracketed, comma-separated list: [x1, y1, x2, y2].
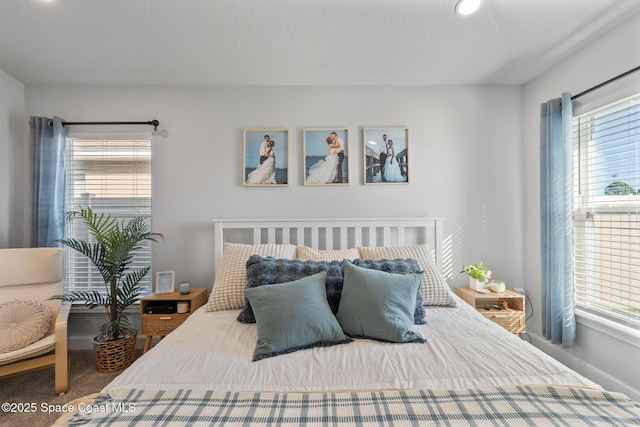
[0, 248, 69, 394]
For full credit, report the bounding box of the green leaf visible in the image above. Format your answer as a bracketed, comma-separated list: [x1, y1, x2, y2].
[57, 208, 164, 339]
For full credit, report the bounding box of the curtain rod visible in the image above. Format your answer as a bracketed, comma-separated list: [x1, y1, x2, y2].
[571, 65, 640, 101]
[48, 120, 160, 131]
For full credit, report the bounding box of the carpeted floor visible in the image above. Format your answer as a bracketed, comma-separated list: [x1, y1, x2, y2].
[0, 350, 140, 427]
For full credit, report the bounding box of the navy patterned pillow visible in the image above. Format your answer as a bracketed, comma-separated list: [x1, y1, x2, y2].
[237, 256, 344, 323]
[351, 258, 426, 325]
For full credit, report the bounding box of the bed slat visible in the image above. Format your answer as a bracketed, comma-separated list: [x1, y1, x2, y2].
[325, 228, 332, 249]
[383, 226, 391, 246]
[354, 227, 362, 247]
[296, 227, 304, 246]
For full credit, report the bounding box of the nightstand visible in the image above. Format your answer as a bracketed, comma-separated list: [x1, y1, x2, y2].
[454, 287, 525, 334]
[140, 287, 208, 353]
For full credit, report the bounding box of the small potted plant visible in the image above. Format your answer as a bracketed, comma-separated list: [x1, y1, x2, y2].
[53, 208, 163, 372]
[461, 262, 492, 291]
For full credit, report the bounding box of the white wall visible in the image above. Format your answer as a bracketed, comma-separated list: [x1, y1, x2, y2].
[0, 69, 25, 249]
[23, 84, 524, 346]
[523, 13, 640, 400]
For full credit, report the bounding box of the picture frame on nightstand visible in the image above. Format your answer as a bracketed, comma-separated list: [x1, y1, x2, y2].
[155, 271, 175, 294]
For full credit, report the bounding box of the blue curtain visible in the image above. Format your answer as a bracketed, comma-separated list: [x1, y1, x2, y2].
[30, 116, 67, 247]
[540, 93, 575, 348]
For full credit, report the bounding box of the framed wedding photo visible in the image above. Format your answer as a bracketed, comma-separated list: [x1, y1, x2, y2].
[363, 127, 409, 185]
[243, 128, 289, 186]
[155, 271, 175, 294]
[303, 128, 349, 186]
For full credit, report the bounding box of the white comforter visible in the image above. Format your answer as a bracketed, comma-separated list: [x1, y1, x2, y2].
[105, 294, 599, 393]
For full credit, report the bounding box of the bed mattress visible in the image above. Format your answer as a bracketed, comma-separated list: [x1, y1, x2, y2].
[105, 294, 598, 394]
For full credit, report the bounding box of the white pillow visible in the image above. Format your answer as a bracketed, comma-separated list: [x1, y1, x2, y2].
[0, 299, 52, 354]
[358, 244, 457, 307]
[206, 243, 297, 311]
[296, 246, 360, 262]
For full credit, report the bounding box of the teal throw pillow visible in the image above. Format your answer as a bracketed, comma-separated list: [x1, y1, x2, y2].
[245, 271, 351, 361]
[337, 260, 426, 343]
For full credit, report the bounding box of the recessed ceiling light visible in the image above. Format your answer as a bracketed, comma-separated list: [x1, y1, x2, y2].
[455, 0, 482, 16]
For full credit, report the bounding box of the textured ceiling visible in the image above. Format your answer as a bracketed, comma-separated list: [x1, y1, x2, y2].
[1, 0, 639, 86]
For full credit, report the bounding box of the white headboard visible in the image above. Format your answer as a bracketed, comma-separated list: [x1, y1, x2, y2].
[213, 218, 444, 270]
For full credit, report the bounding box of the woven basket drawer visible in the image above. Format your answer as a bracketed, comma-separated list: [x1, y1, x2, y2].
[480, 309, 525, 334]
[142, 313, 190, 335]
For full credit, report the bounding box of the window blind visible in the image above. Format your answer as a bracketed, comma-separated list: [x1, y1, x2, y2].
[573, 93, 640, 327]
[64, 138, 153, 294]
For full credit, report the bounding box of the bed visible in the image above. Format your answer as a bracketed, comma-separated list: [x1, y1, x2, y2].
[63, 218, 640, 426]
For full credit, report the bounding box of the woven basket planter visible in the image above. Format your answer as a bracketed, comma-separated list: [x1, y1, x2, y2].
[92, 329, 137, 373]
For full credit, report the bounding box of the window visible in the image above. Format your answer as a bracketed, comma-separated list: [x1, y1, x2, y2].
[64, 138, 153, 294]
[573, 93, 640, 327]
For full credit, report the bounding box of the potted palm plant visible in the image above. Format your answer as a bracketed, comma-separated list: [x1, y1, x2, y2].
[53, 207, 163, 372]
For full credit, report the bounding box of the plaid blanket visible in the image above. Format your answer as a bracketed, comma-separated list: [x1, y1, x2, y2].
[66, 385, 640, 426]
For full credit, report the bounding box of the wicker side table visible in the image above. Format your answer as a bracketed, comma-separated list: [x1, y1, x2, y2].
[140, 287, 208, 353]
[454, 287, 525, 334]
